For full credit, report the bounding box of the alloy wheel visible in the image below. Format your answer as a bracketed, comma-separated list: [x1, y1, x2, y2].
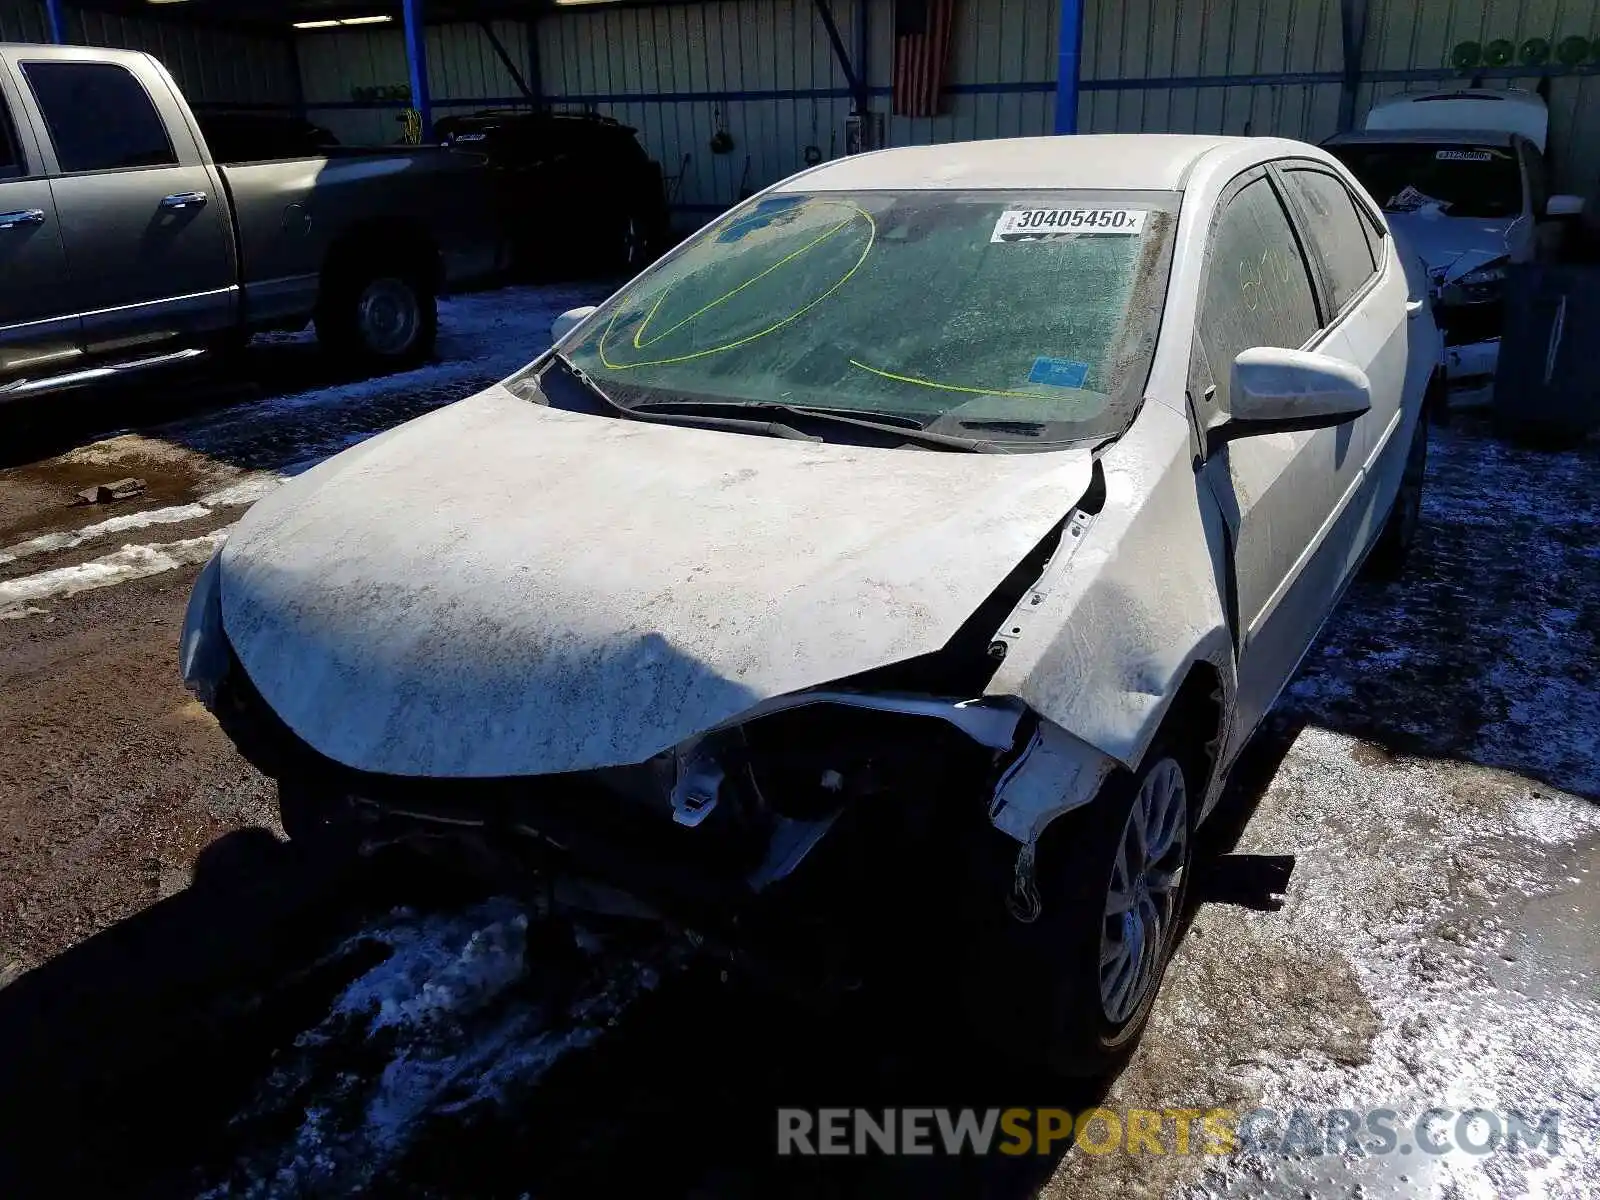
[1099, 757, 1189, 1024]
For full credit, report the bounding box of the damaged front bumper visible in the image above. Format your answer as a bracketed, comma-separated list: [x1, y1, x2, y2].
[182, 543, 1121, 992]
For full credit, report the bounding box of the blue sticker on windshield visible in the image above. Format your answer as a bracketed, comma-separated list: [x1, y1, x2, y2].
[1028, 357, 1090, 389]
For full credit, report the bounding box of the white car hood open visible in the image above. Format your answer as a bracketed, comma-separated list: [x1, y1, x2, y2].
[1386, 211, 1517, 283]
[219, 385, 1093, 778]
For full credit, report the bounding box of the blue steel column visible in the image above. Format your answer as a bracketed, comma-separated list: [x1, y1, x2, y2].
[1053, 0, 1084, 134]
[402, 0, 433, 140]
[44, 0, 67, 44]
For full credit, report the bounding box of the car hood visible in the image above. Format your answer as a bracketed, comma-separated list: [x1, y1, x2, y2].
[219, 385, 1094, 778]
[1385, 211, 1519, 283]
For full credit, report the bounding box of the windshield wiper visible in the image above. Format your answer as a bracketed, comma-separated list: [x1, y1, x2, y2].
[628, 398, 1002, 453]
[542, 355, 820, 443]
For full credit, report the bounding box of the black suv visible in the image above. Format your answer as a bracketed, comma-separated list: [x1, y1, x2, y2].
[434, 109, 670, 278]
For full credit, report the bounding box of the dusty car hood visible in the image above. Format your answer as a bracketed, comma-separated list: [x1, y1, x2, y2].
[219, 385, 1093, 778]
[1385, 211, 1518, 283]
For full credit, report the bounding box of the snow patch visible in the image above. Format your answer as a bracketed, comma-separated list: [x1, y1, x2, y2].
[0, 529, 228, 610]
[0, 503, 213, 566]
[205, 898, 673, 1198]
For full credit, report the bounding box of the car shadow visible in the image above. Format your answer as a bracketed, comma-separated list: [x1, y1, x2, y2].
[0, 340, 406, 471]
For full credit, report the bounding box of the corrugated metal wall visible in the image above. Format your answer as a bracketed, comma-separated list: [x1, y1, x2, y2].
[287, 0, 1600, 216]
[1359, 0, 1600, 196]
[539, 0, 859, 213]
[0, 1, 296, 107]
[1081, 0, 1344, 142]
[299, 20, 533, 145]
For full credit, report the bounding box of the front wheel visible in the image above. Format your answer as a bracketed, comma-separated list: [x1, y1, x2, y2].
[962, 744, 1195, 1078]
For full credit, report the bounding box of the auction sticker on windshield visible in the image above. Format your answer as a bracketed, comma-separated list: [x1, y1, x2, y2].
[1435, 148, 1495, 162]
[992, 208, 1148, 242]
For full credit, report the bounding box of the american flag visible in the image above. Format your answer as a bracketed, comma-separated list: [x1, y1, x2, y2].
[892, 0, 956, 118]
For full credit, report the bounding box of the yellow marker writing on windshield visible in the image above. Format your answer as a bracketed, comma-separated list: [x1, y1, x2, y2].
[848, 358, 1057, 400]
[633, 213, 857, 350]
[599, 203, 877, 370]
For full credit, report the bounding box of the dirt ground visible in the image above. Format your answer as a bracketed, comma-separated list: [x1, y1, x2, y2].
[0, 290, 1595, 1198]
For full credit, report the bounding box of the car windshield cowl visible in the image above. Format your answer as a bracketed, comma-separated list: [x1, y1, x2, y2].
[512, 187, 1180, 450]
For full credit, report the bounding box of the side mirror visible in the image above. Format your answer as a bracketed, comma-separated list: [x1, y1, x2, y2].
[1211, 347, 1372, 449]
[1545, 194, 1585, 218]
[551, 305, 597, 345]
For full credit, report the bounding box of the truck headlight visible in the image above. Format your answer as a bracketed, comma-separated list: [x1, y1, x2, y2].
[179, 549, 230, 708]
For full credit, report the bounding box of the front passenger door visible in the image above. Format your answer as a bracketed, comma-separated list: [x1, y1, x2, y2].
[0, 65, 78, 383]
[15, 54, 236, 358]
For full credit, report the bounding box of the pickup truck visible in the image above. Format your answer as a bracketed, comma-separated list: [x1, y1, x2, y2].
[0, 43, 504, 400]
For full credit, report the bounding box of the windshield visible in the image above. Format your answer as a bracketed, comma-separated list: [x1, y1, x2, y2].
[1328, 143, 1522, 219]
[517, 189, 1178, 448]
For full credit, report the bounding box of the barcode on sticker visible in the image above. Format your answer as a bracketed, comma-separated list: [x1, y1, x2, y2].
[992, 208, 1148, 242]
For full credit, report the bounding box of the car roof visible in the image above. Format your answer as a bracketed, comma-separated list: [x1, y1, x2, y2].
[779, 134, 1303, 193]
[1325, 128, 1518, 148]
[1357, 88, 1547, 150]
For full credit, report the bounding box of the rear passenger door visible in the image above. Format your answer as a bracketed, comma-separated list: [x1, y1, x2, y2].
[1278, 161, 1420, 543]
[0, 61, 79, 383]
[13, 53, 236, 358]
[1194, 167, 1375, 738]
[1277, 163, 1408, 477]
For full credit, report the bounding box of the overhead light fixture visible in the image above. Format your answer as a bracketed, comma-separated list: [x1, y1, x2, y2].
[292, 14, 395, 28]
[553, 0, 619, 6]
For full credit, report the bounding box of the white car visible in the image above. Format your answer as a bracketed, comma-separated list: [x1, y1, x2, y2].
[182, 134, 1438, 1076]
[1326, 89, 1584, 382]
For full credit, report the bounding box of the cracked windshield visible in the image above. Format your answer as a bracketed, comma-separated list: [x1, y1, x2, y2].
[534, 189, 1177, 446]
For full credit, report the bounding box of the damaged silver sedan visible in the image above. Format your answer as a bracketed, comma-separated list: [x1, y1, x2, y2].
[181, 134, 1438, 1077]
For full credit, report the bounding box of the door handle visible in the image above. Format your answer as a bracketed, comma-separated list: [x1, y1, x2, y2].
[160, 191, 208, 210]
[0, 208, 45, 229]
[1405, 298, 1425, 318]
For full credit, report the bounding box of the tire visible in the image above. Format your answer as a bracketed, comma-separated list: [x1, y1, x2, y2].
[1366, 405, 1429, 582]
[315, 257, 437, 369]
[961, 740, 1196, 1078]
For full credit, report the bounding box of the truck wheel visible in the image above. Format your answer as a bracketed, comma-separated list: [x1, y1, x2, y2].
[1367, 406, 1429, 582]
[962, 741, 1196, 1078]
[317, 261, 437, 368]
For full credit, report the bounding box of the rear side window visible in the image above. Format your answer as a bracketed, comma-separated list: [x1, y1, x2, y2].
[1200, 176, 1321, 406]
[21, 61, 177, 174]
[1282, 168, 1378, 316]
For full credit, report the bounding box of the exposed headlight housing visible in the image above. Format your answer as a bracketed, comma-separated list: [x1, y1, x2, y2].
[1444, 258, 1509, 306]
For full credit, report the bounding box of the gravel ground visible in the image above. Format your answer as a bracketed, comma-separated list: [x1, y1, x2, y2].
[0, 288, 1595, 1199]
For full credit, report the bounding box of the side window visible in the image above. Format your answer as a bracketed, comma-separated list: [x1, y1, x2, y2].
[20, 61, 176, 174]
[1199, 176, 1321, 407]
[1282, 168, 1378, 316]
